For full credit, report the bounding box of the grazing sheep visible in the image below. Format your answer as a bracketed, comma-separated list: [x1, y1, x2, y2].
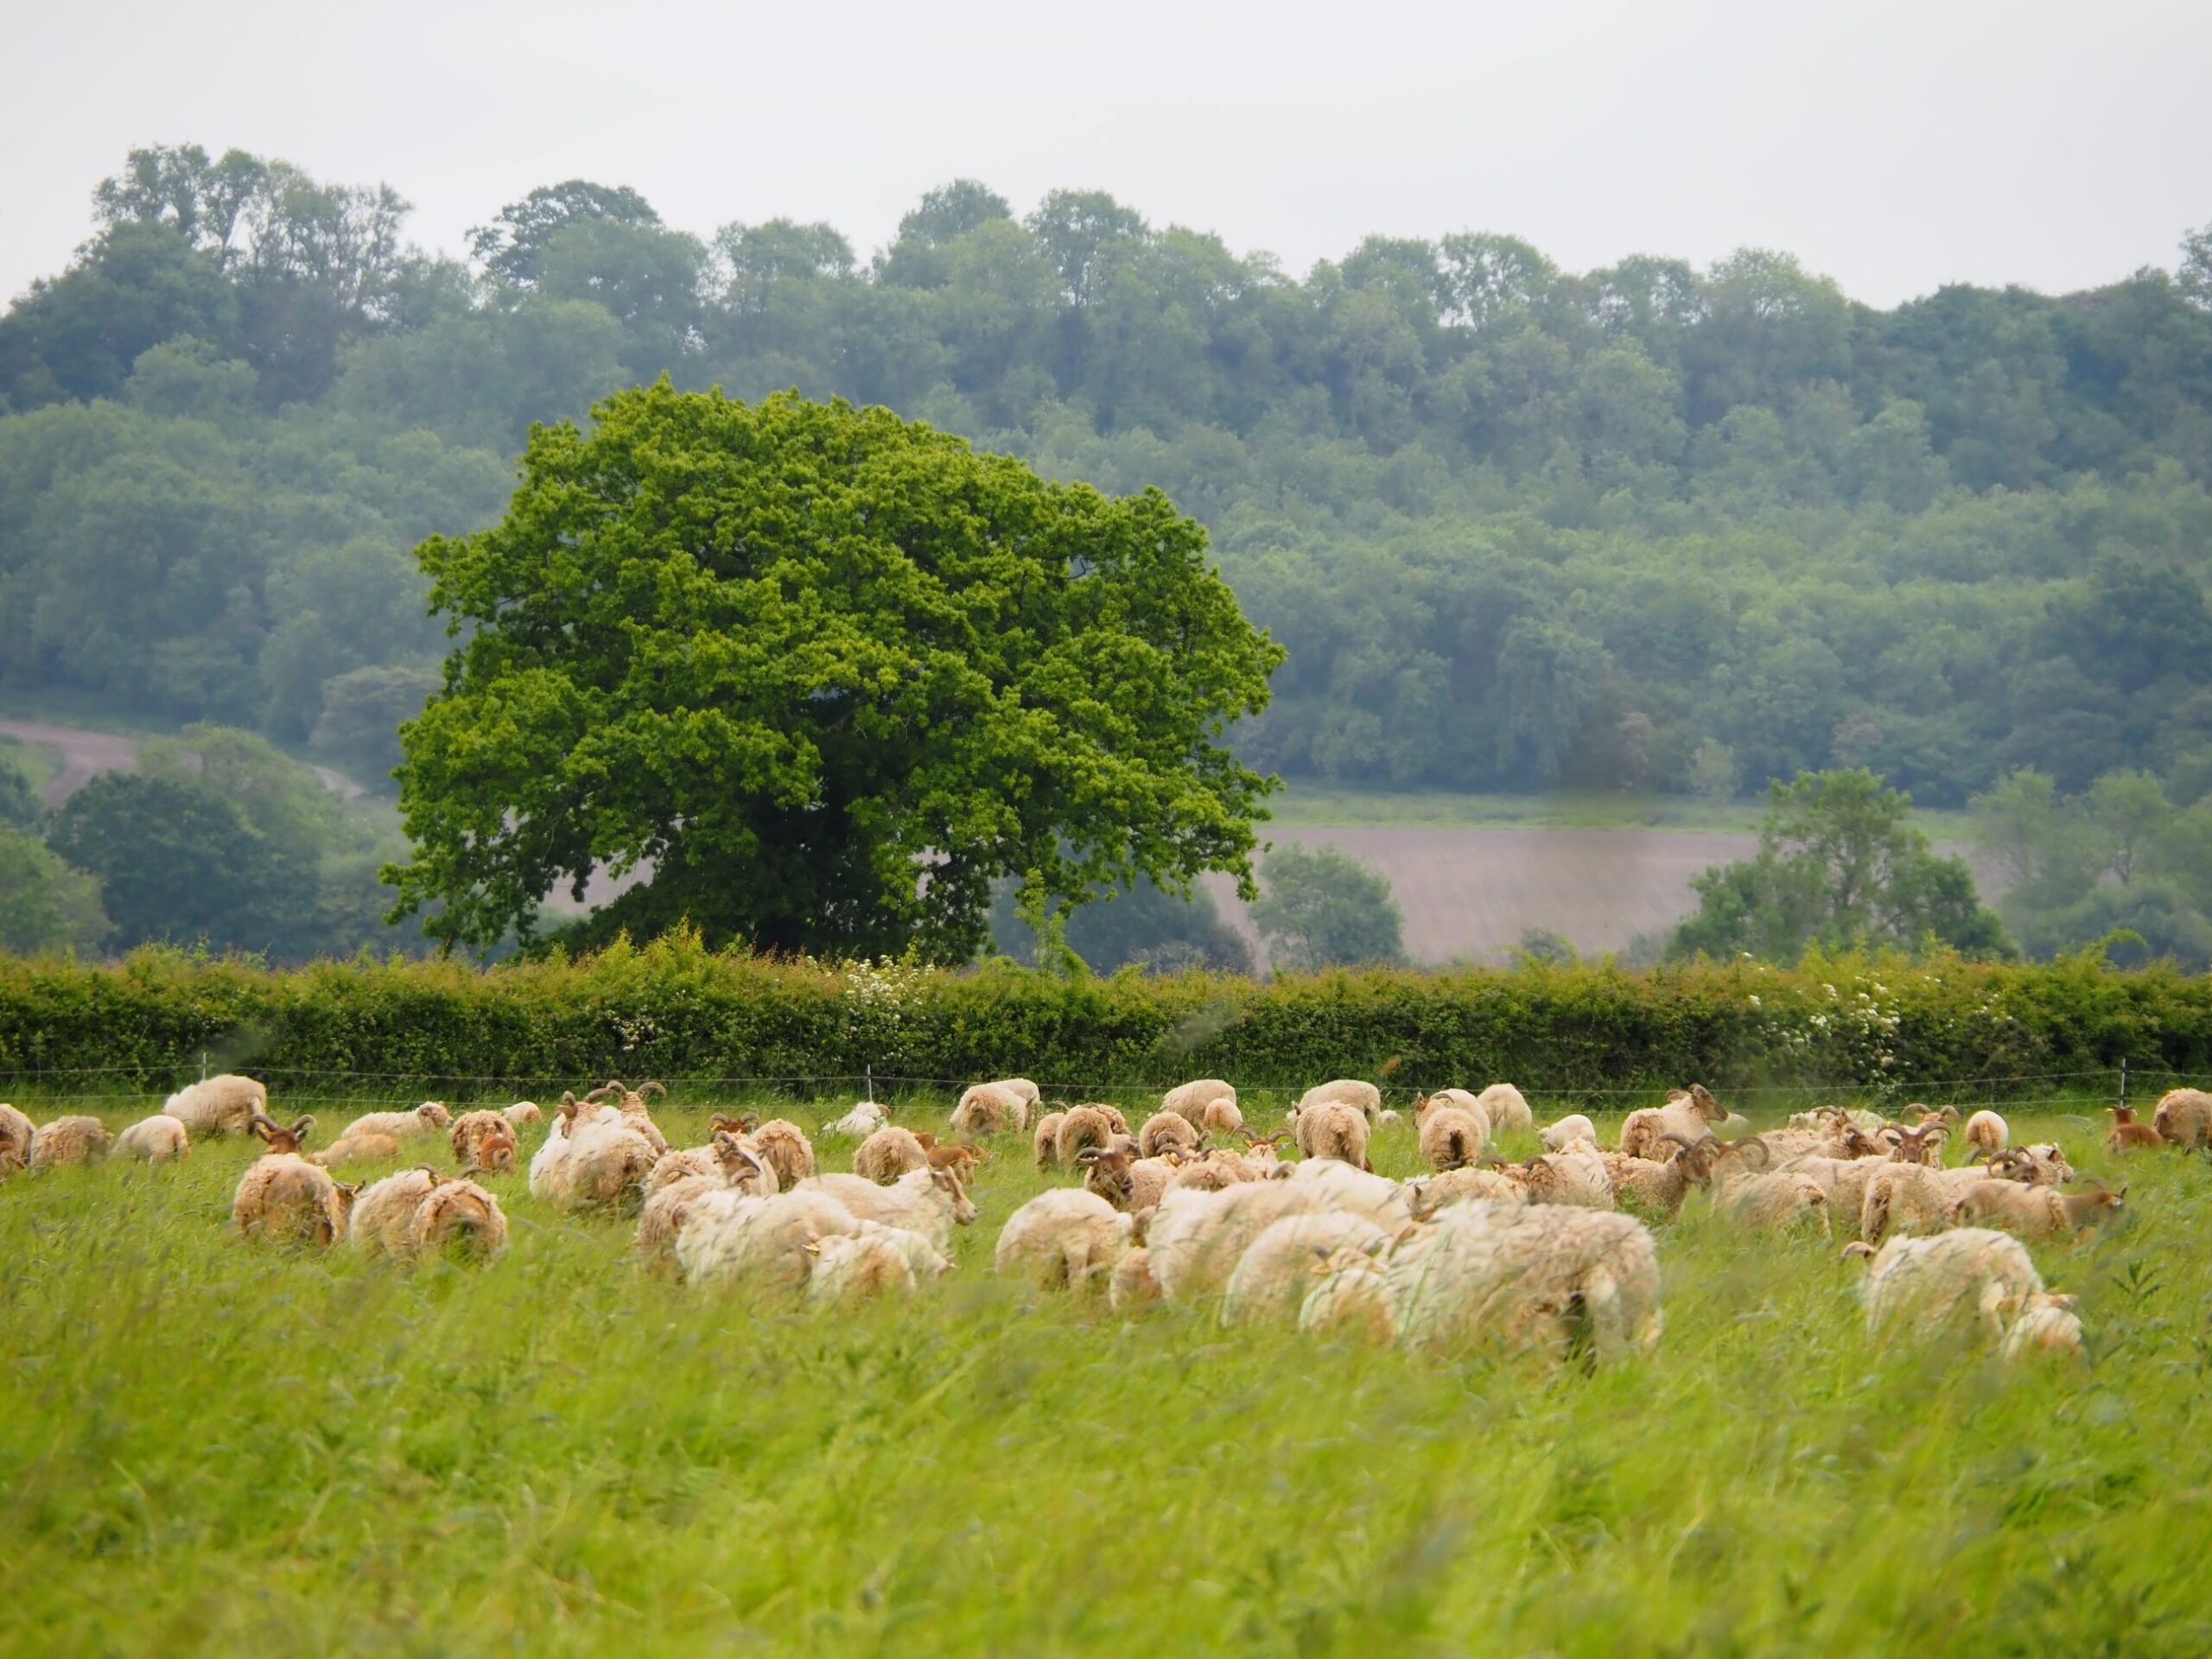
[1200, 1096, 1245, 1135]
[794, 1166, 977, 1255]
[345, 1102, 454, 1142]
[584, 1080, 671, 1157]
[116, 1114, 189, 1164]
[855, 1125, 931, 1185]
[405, 1177, 509, 1262]
[1164, 1148, 1263, 1196]
[313, 1130, 404, 1167]
[2000, 1300, 2088, 1361]
[1294, 1100, 1372, 1171]
[1056, 1104, 1125, 1166]
[823, 1100, 890, 1140]
[1077, 1145, 1185, 1213]
[747, 1118, 817, 1189]
[531, 1097, 658, 1213]
[1405, 1166, 1531, 1219]
[161, 1074, 267, 1137]
[1138, 1110, 1203, 1160]
[1384, 1199, 1663, 1362]
[1962, 1109, 2008, 1156]
[234, 1116, 353, 1245]
[922, 1138, 987, 1181]
[1109, 1246, 1161, 1309]
[1162, 1079, 1236, 1127]
[1298, 1249, 1399, 1344]
[676, 1188, 864, 1291]
[1771, 1149, 1927, 1241]
[637, 1174, 727, 1268]
[1599, 1135, 1712, 1218]
[2107, 1105, 2164, 1153]
[951, 1079, 1039, 1136]
[1284, 1157, 1414, 1228]
[1473, 1083, 1535, 1135]
[1295, 1079, 1383, 1127]
[1539, 1113, 1598, 1152]
[449, 1110, 518, 1171]
[1032, 1110, 1067, 1168]
[1845, 1228, 2081, 1357]
[1221, 1212, 1391, 1327]
[1142, 1182, 1331, 1304]
[646, 1144, 725, 1192]
[1415, 1097, 1488, 1171]
[2013, 1142, 2075, 1186]
[1618, 1085, 1726, 1160]
[349, 1166, 443, 1258]
[1718, 1171, 1832, 1236]
[1951, 1178, 2126, 1240]
[2152, 1088, 2212, 1151]
[1501, 1141, 1615, 1209]
[995, 1189, 1141, 1289]
[30, 1115, 113, 1168]
[503, 1101, 543, 1130]
[0, 1101, 35, 1154]
[1857, 1151, 2031, 1245]
[806, 1222, 952, 1303]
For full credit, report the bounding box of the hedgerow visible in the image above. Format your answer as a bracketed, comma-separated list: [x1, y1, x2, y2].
[0, 933, 2203, 1100]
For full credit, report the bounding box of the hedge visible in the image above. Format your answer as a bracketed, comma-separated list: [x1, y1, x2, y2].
[0, 935, 2205, 1106]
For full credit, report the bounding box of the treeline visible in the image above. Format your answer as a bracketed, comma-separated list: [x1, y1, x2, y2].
[3, 146, 2212, 804]
[0, 934, 2198, 1098]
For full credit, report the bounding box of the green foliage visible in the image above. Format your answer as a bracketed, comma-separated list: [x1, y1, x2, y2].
[1687, 738, 1738, 806]
[0, 750, 41, 830]
[1671, 770, 2012, 963]
[308, 665, 439, 785]
[1249, 843, 1406, 971]
[0, 826, 109, 955]
[386, 384, 1283, 960]
[2, 1096, 2200, 1652]
[988, 874, 1253, 975]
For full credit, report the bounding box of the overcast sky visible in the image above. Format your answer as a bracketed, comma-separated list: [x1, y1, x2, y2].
[6, 0, 2209, 308]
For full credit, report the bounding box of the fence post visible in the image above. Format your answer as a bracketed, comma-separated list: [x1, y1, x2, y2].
[200, 1050, 208, 1084]
[2120, 1057, 2127, 1112]
[865, 1065, 874, 1105]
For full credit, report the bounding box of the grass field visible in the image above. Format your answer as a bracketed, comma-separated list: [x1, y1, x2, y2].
[2, 1089, 2205, 1656]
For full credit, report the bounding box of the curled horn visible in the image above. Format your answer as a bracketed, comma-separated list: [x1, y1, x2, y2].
[639, 1081, 667, 1101]
[290, 1115, 316, 1143]
[1713, 1133, 1770, 1168]
[709, 1113, 740, 1133]
[558, 1090, 577, 1107]
[1075, 1147, 1104, 1165]
[585, 1081, 624, 1103]
[246, 1109, 276, 1141]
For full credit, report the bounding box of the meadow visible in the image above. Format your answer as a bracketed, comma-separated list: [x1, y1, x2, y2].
[2, 1086, 2207, 1656]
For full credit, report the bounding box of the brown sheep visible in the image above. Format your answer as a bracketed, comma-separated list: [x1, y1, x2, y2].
[1032, 1110, 1068, 1169]
[855, 1125, 931, 1185]
[1415, 1097, 1487, 1172]
[2152, 1088, 2212, 1150]
[449, 1109, 518, 1172]
[1951, 1177, 2126, 1240]
[2107, 1104, 2165, 1153]
[1056, 1104, 1125, 1166]
[405, 1176, 509, 1262]
[747, 1118, 817, 1190]
[30, 1115, 114, 1168]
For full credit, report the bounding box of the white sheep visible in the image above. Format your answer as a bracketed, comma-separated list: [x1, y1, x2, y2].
[951, 1079, 1039, 1136]
[1283, 1158, 1414, 1228]
[1414, 1096, 1487, 1171]
[675, 1188, 863, 1291]
[1031, 1109, 1068, 1168]
[1962, 1109, 2009, 1156]
[1618, 1085, 1726, 1160]
[1161, 1078, 1236, 1127]
[1846, 1228, 2082, 1357]
[343, 1102, 454, 1142]
[350, 1167, 443, 1258]
[1717, 1171, 1832, 1235]
[1294, 1078, 1383, 1126]
[995, 1189, 1140, 1289]
[1473, 1083, 1535, 1134]
[30, 1115, 113, 1168]
[161, 1074, 267, 1137]
[503, 1101, 543, 1131]
[1, 1101, 39, 1166]
[822, 1100, 890, 1139]
[805, 1221, 953, 1303]
[1538, 1113, 1598, 1152]
[1405, 1166, 1531, 1219]
[854, 1125, 931, 1184]
[115, 1114, 189, 1163]
[1294, 1100, 1371, 1170]
[794, 1166, 977, 1255]
[1298, 1249, 1399, 1344]
[233, 1115, 353, 1245]
[1221, 1211, 1391, 1327]
[530, 1096, 657, 1212]
[2152, 1088, 2212, 1150]
[312, 1130, 404, 1167]
[1142, 1182, 1331, 1304]
[1138, 1110, 1204, 1160]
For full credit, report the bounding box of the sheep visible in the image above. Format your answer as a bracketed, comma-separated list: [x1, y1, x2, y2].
[1055, 1103, 1126, 1166]
[1539, 1113, 1598, 1152]
[349, 1166, 443, 1258]
[823, 1100, 890, 1140]
[1294, 1079, 1383, 1127]
[1599, 1135, 1713, 1218]
[532, 1098, 658, 1213]
[1298, 1249, 1399, 1344]
[645, 1144, 719, 1192]
[2152, 1088, 2212, 1150]
[855, 1125, 931, 1185]
[30, 1115, 113, 1168]
[919, 1137, 988, 1181]
[2000, 1300, 2088, 1361]
[2107, 1105, 2165, 1153]
[1200, 1096, 1246, 1136]
[1109, 1246, 1161, 1309]
[747, 1118, 817, 1189]
[1497, 1141, 1614, 1209]
[1951, 1178, 2126, 1241]
[1405, 1166, 1531, 1219]
[1032, 1110, 1068, 1168]
[344, 1102, 454, 1142]
[1142, 1182, 1331, 1304]
[1077, 1145, 1185, 1213]
[449, 1109, 518, 1172]
[1717, 1171, 1832, 1236]
[1618, 1084, 1727, 1160]
[1770, 1148, 1930, 1241]
[160, 1074, 267, 1137]
[995, 1189, 1141, 1289]
[1294, 1100, 1372, 1171]
[1415, 1096, 1488, 1172]
[404, 1176, 509, 1263]
[1382, 1199, 1663, 1362]
[1221, 1212, 1391, 1327]
[503, 1101, 543, 1131]
[1138, 1109, 1204, 1160]
[585, 1080, 671, 1156]
[1961, 1109, 2008, 1156]
[233, 1115, 354, 1245]
[1284, 1157, 1414, 1228]
[115, 1114, 189, 1164]
[950, 1079, 1039, 1136]
[2013, 1142, 2075, 1186]
[1162, 1078, 1236, 1127]
[0, 1101, 35, 1154]
[636, 1175, 727, 1268]
[794, 1166, 976, 1255]
[676, 1188, 864, 1291]
[806, 1222, 953, 1303]
[1473, 1083, 1535, 1134]
[1844, 1229, 2082, 1357]
[1858, 1152, 2026, 1245]
[312, 1130, 404, 1167]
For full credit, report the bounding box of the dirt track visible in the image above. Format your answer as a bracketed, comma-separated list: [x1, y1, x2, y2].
[0, 719, 364, 806]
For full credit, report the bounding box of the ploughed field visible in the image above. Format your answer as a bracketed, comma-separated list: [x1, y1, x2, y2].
[2, 1090, 2206, 1655]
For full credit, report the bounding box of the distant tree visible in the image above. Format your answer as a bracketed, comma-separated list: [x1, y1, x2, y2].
[2081, 770, 2174, 886]
[46, 773, 313, 954]
[1669, 769, 2012, 961]
[1688, 739, 1738, 806]
[1250, 843, 1406, 971]
[1968, 768, 2086, 901]
[988, 874, 1252, 975]
[0, 750, 41, 830]
[0, 826, 110, 955]
[387, 385, 1283, 959]
[311, 666, 440, 786]
[2182, 220, 2212, 310]
[469, 180, 663, 289]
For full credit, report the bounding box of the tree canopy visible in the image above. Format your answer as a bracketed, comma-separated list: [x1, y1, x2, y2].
[384, 384, 1283, 959]
[1249, 842, 1407, 970]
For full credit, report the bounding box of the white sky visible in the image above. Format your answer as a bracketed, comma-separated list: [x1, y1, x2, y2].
[5, 0, 2209, 308]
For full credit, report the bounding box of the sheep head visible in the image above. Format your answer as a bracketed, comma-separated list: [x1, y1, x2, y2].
[929, 1165, 979, 1225]
[1689, 1084, 1725, 1122]
[416, 1102, 453, 1128]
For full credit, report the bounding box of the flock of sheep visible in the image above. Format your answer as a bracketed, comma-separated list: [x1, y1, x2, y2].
[5, 1070, 2200, 1368]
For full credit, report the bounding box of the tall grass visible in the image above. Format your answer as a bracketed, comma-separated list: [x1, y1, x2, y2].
[1, 1095, 2204, 1655]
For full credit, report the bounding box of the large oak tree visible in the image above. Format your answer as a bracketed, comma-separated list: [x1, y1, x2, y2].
[384, 384, 1284, 959]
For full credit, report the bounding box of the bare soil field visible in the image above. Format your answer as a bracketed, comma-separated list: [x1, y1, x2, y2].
[0, 718, 363, 804]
